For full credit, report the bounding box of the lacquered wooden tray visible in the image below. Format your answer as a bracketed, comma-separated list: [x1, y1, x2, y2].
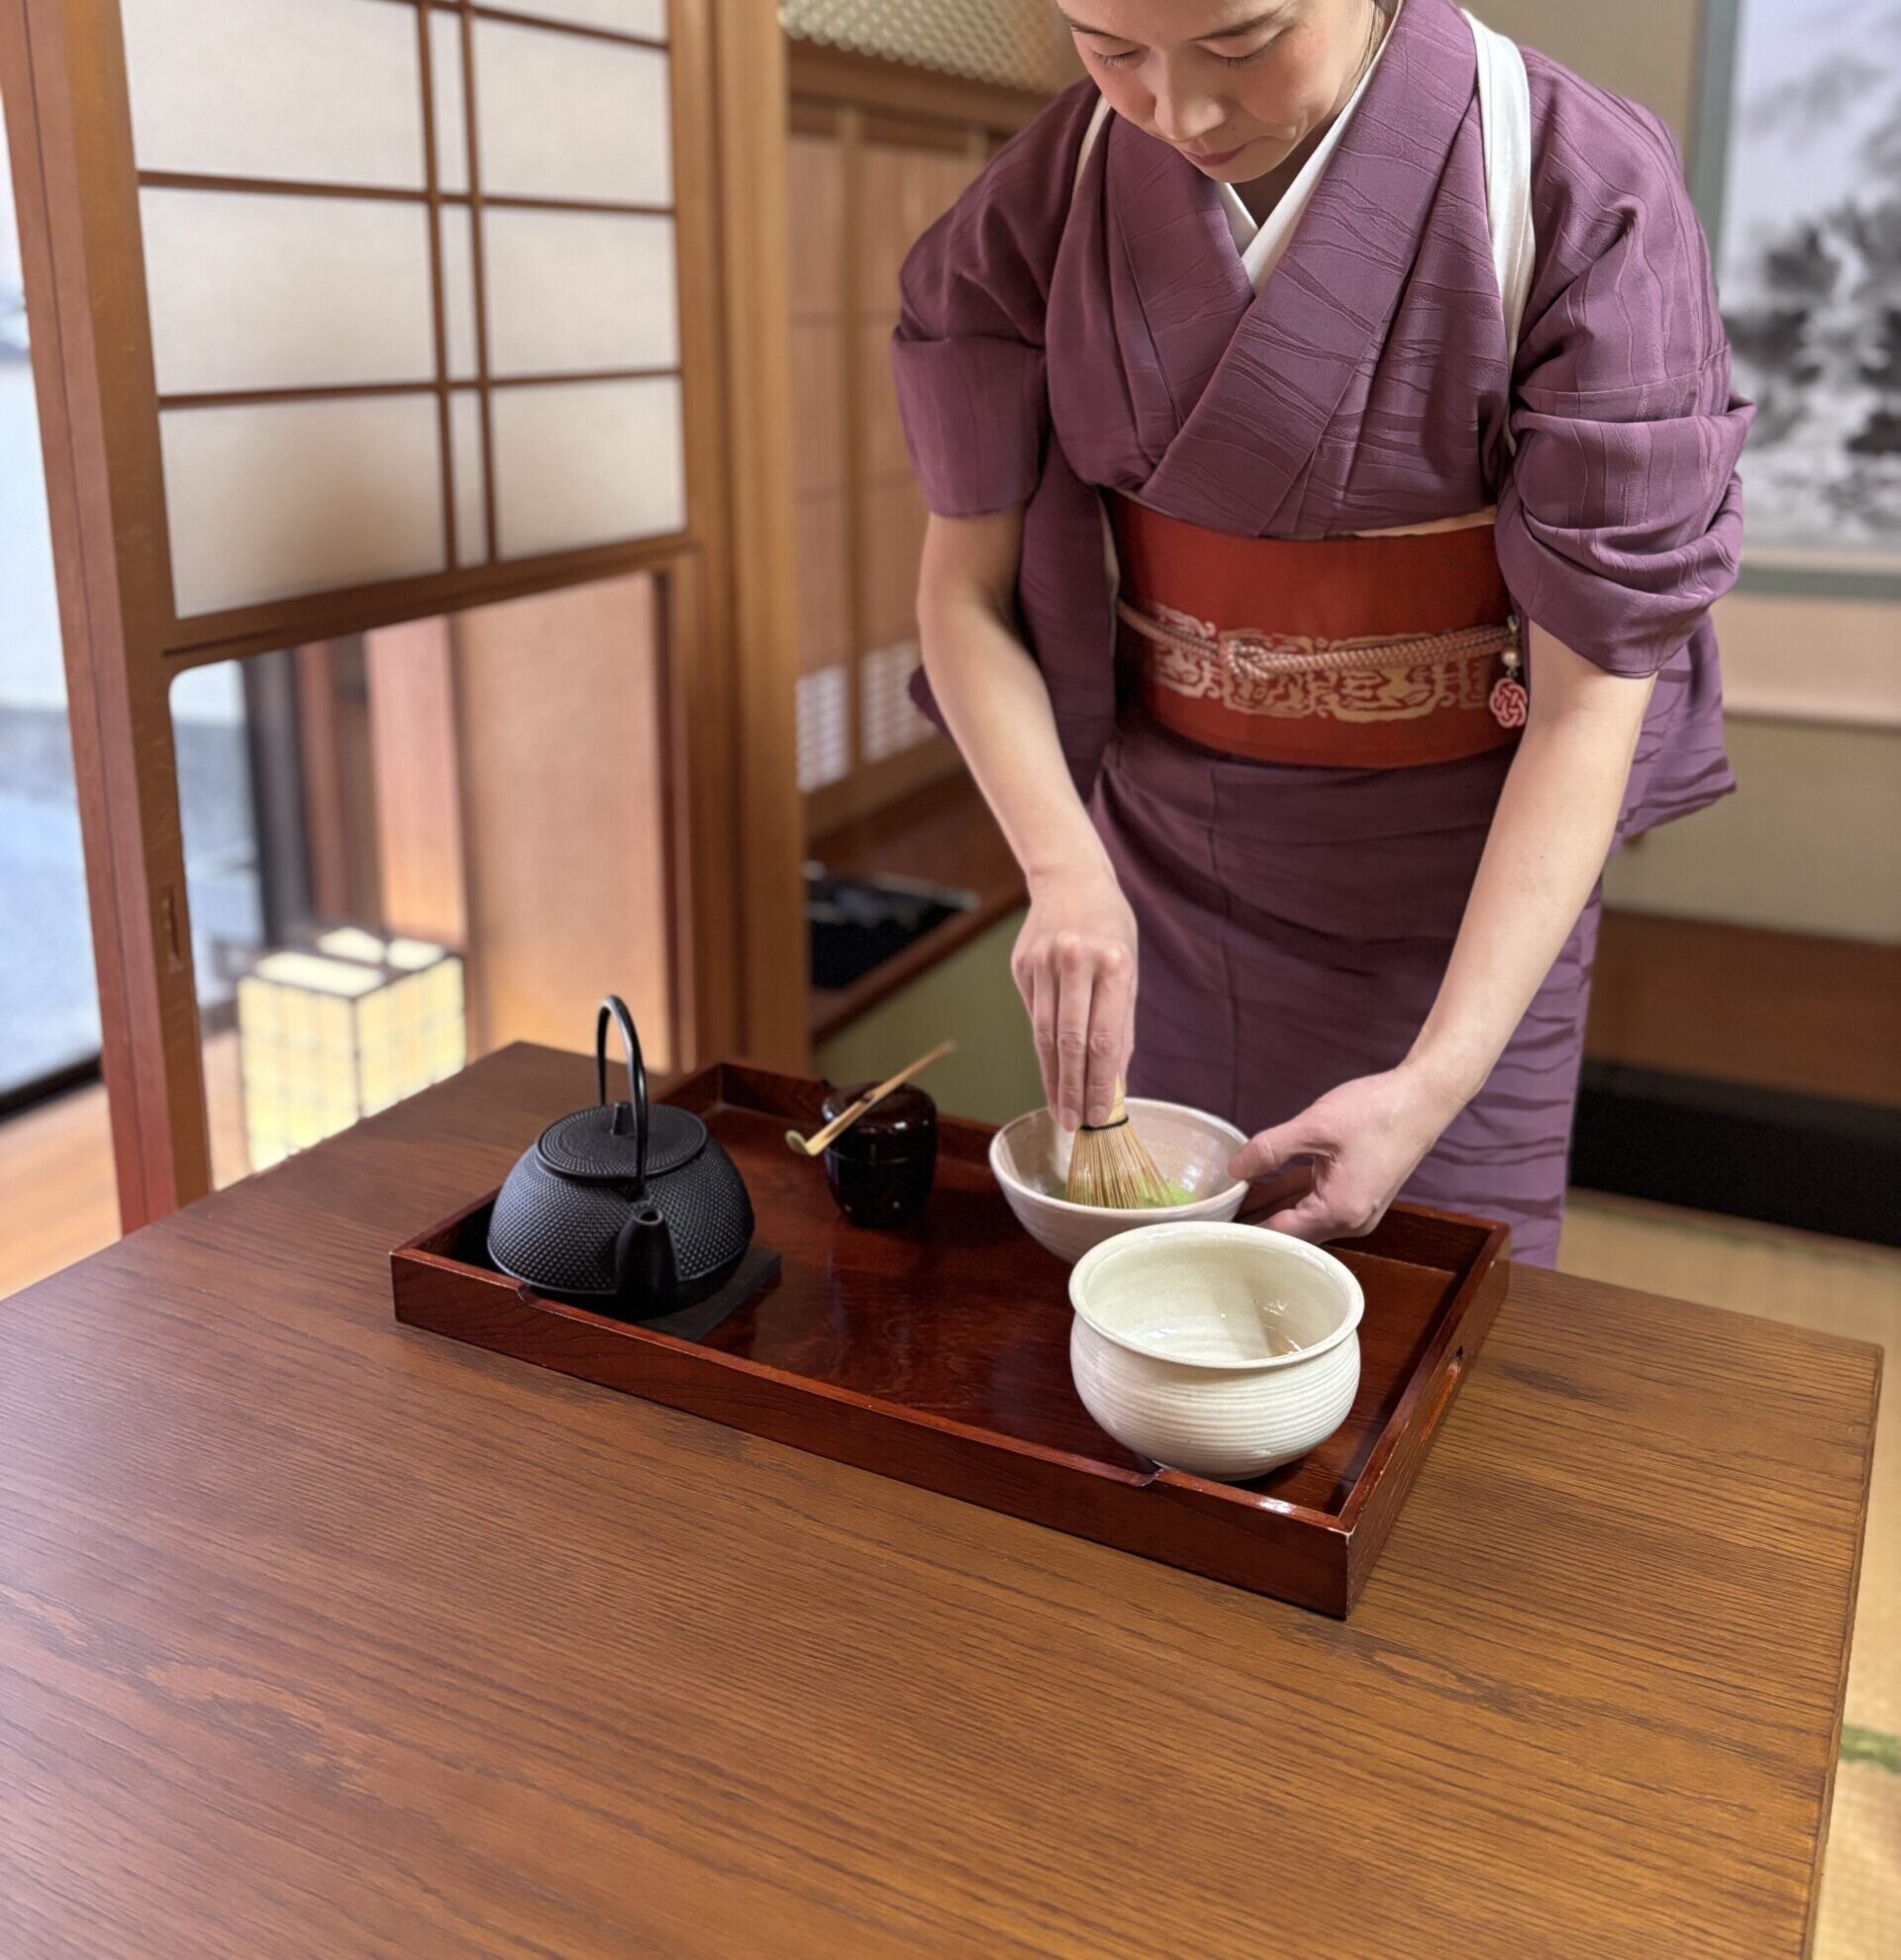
[392, 1060, 1510, 1616]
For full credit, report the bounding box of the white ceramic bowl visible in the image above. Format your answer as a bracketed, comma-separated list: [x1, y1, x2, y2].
[988, 1099, 1249, 1264]
[1067, 1222, 1363, 1481]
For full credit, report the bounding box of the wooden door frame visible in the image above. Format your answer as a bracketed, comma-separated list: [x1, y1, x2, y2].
[0, 0, 807, 1230]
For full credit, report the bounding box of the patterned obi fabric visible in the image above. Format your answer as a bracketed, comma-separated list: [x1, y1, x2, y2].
[1109, 496, 1527, 769]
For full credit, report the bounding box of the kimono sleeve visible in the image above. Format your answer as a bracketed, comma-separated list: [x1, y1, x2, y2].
[1495, 85, 1755, 677]
[889, 88, 1094, 517]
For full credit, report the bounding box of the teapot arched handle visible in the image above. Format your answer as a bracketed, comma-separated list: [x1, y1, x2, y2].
[596, 995, 650, 1190]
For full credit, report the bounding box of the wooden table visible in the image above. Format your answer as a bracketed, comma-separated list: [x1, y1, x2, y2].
[1, 1045, 1879, 1959]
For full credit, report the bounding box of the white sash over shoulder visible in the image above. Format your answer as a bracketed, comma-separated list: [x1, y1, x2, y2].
[1464, 8, 1535, 446]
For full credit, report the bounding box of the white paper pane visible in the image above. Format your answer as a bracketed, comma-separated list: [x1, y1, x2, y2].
[483, 210, 677, 376]
[485, 0, 666, 36]
[797, 665, 850, 792]
[430, 9, 469, 195]
[121, 0, 425, 188]
[143, 190, 434, 395]
[860, 639, 935, 761]
[161, 396, 446, 615]
[450, 389, 488, 565]
[490, 376, 683, 557]
[472, 23, 671, 205]
[439, 204, 479, 381]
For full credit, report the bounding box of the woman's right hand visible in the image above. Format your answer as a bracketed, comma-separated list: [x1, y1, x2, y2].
[1011, 863, 1139, 1132]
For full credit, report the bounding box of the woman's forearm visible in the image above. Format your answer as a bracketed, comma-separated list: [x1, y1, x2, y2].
[1404, 627, 1654, 1112]
[916, 516, 1112, 890]
[917, 511, 1141, 1127]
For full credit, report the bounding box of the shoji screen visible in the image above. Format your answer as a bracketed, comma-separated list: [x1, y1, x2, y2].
[787, 120, 980, 824]
[782, 6, 1072, 833]
[120, 0, 684, 623]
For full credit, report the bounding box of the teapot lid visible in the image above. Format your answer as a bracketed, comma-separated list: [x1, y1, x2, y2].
[536, 1101, 708, 1183]
[532, 995, 710, 1184]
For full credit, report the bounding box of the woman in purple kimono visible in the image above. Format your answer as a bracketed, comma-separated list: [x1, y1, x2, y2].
[893, 0, 1751, 1265]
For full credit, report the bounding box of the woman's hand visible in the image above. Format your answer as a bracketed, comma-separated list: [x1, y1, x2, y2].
[1225, 1064, 1463, 1245]
[1012, 863, 1139, 1131]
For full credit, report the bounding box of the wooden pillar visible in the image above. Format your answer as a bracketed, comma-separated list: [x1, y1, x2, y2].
[701, 0, 811, 1071]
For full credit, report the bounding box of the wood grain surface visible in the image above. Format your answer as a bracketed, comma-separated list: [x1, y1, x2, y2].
[1585, 912, 1901, 1108]
[0, 1043, 1880, 1960]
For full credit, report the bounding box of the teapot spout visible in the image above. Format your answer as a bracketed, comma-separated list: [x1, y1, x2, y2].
[612, 1204, 679, 1311]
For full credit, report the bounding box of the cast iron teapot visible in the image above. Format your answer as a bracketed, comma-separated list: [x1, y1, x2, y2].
[487, 996, 754, 1315]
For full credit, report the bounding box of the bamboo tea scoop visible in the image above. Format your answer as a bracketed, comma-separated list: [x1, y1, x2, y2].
[784, 1039, 956, 1157]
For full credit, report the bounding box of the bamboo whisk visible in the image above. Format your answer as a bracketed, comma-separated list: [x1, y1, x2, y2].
[1063, 1079, 1175, 1209]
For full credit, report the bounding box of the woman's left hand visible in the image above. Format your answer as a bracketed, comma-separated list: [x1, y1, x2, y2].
[1225, 1065, 1463, 1245]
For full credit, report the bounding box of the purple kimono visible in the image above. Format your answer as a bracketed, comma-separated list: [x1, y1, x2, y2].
[891, 0, 1751, 1263]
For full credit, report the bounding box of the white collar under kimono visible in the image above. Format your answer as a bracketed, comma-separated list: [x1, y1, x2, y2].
[1217, 0, 1406, 293]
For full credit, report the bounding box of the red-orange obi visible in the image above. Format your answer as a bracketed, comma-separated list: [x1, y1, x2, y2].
[1110, 495, 1527, 769]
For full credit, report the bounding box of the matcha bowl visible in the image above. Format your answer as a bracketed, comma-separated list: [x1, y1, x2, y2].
[987, 1098, 1250, 1265]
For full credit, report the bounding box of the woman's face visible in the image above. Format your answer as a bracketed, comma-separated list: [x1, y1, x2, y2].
[1061, 0, 1380, 180]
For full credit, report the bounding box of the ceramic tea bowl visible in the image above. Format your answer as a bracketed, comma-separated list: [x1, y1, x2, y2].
[1066, 1221, 1363, 1481]
[988, 1098, 1249, 1264]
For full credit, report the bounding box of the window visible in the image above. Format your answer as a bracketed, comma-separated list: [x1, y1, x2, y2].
[168, 575, 675, 1187]
[0, 76, 97, 1107]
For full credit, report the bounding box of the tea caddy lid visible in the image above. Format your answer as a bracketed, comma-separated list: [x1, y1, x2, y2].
[819, 1081, 937, 1158]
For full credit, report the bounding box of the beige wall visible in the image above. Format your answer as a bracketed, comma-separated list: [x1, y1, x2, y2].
[1715, 593, 1901, 730]
[1604, 723, 1901, 942]
[1483, 1, 1901, 942]
[453, 574, 675, 1066]
[1479, 0, 1701, 138]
